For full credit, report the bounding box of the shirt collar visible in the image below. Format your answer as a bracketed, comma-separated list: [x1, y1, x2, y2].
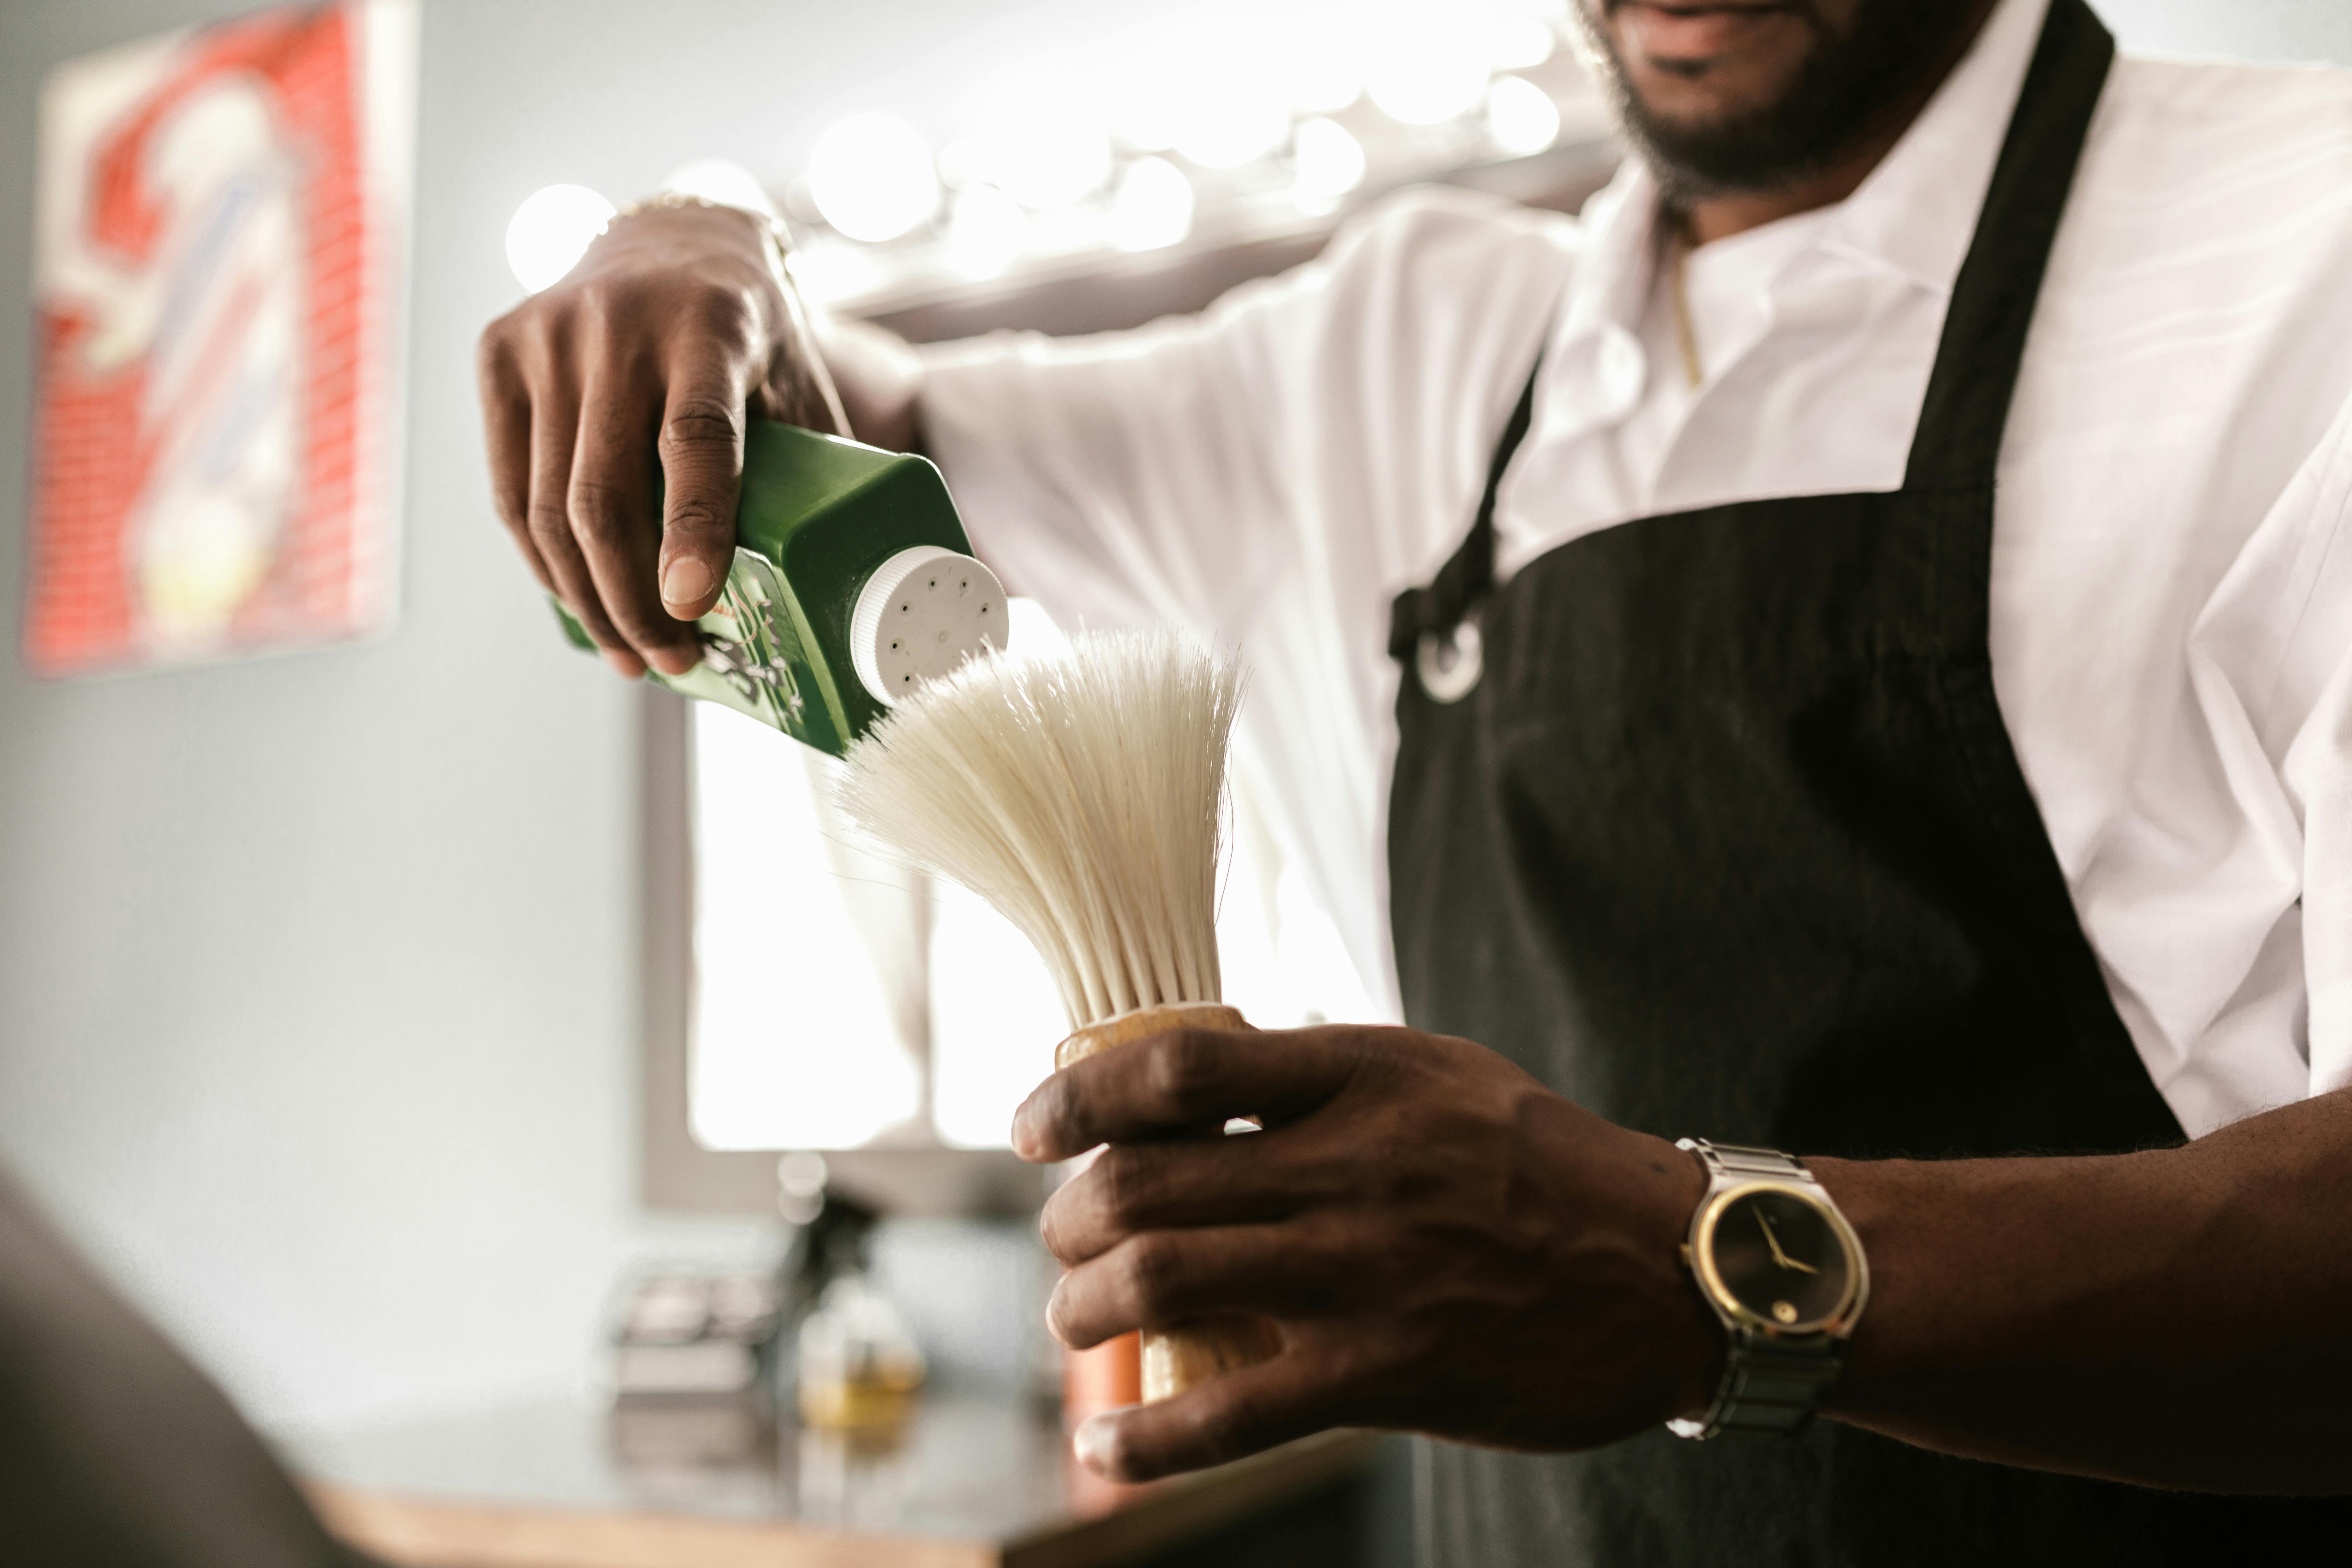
[1817, 0, 2054, 291]
[1548, 0, 2054, 364]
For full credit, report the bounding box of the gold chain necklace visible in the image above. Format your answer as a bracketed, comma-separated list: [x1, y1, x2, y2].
[1668, 219, 1704, 390]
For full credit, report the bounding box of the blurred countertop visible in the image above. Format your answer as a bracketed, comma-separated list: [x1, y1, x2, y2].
[292, 1388, 1378, 1568]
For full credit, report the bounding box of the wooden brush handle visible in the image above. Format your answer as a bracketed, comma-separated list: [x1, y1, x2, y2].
[1054, 1002, 1249, 1070]
[1055, 1003, 1279, 1402]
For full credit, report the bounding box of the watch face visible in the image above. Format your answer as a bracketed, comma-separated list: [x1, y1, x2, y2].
[1703, 1186, 1854, 1333]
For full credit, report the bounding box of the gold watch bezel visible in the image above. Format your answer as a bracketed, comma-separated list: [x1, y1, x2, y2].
[1689, 1178, 1870, 1339]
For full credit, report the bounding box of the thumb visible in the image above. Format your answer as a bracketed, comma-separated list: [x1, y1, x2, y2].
[654, 356, 746, 620]
[1073, 1351, 1334, 1483]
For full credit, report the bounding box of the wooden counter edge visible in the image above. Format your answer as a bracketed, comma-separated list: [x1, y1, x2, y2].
[303, 1482, 993, 1568]
[304, 1430, 1382, 1568]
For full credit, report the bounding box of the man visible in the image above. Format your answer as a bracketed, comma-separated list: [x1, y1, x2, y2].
[478, 0, 2352, 1561]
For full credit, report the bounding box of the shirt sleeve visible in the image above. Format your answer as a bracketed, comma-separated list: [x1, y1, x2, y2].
[2186, 387, 2352, 1107]
[915, 248, 1330, 636]
[913, 186, 1571, 636]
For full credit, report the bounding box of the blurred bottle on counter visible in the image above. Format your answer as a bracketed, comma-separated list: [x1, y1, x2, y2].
[796, 1272, 928, 1430]
[773, 1152, 928, 1431]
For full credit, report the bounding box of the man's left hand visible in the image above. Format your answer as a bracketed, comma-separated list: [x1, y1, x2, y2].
[1013, 1021, 1720, 1481]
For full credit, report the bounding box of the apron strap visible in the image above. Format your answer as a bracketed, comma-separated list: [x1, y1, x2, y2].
[1388, 0, 2111, 659]
[1388, 356, 1543, 662]
[1902, 0, 2113, 490]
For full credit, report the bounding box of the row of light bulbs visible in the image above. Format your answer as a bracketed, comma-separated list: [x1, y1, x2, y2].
[506, 5, 1579, 301]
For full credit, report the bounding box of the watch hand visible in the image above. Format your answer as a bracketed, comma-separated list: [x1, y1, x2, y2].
[1754, 1210, 1820, 1275]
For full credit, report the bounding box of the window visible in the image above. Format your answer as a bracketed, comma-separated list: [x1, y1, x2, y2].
[687, 602, 1376, 1155]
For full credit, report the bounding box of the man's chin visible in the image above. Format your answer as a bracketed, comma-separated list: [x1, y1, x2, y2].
[1587, 0, 1990, 199]
[1603, 3, 1825, 142]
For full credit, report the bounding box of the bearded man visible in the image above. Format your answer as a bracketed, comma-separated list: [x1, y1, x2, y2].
[482, 1, 2352, 1561]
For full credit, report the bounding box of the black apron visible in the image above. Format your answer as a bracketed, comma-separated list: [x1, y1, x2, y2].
[1386, 1, 2341, 1561]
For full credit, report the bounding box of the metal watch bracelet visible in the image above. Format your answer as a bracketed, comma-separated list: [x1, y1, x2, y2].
[1668, 1140, 1857, 1442]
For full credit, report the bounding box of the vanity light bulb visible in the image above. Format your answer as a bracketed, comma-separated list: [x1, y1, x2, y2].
[505, 183, 615, 294]
[808, 113, 939, 243]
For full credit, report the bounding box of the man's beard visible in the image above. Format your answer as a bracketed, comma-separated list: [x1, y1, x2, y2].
[1575, 0, 1989, 198]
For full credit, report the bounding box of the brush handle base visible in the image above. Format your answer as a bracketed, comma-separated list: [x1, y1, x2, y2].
[1054, 1003, 1249, 1071]
[1140, 1315, 1285, 1403]
[1054, 1003, 1277, 1402]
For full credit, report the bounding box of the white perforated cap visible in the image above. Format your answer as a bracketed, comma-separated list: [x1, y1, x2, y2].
[850, 545, 1009, 704]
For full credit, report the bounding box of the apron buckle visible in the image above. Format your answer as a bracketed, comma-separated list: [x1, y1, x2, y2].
[1415, 614, 1483, 703]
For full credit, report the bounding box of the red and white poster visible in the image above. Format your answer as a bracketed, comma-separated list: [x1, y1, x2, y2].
[26, 0, 415, 677]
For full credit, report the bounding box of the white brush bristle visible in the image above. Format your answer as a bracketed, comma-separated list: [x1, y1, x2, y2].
[837, 630, 1245, 1029]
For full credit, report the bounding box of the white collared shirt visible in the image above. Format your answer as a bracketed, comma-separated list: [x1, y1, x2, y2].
[919, 0, 2352, 1138]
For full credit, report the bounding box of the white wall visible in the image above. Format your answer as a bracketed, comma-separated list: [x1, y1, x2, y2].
[1, 0, 2347, 1439]
[0, 0, 1134, 1436]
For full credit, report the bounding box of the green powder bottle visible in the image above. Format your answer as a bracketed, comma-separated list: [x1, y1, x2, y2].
[551, 421, 1006, 756]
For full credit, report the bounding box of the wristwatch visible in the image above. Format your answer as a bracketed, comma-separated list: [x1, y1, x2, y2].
[1668, 1139, 1868, 1440]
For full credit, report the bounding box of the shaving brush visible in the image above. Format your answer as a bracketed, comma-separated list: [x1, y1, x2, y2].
[838, 630, 1279, 1402]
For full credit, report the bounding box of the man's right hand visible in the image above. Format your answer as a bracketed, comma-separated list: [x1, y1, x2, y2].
[476, 201, 842, 679]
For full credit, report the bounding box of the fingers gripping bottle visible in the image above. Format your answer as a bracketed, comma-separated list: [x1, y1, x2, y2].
[550, 420, 1008, 755]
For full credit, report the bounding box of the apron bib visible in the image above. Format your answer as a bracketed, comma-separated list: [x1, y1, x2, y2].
[1386, 1, 2340, 1560]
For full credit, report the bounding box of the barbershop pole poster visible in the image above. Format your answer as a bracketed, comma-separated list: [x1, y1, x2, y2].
[26, 1, 416, 677]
